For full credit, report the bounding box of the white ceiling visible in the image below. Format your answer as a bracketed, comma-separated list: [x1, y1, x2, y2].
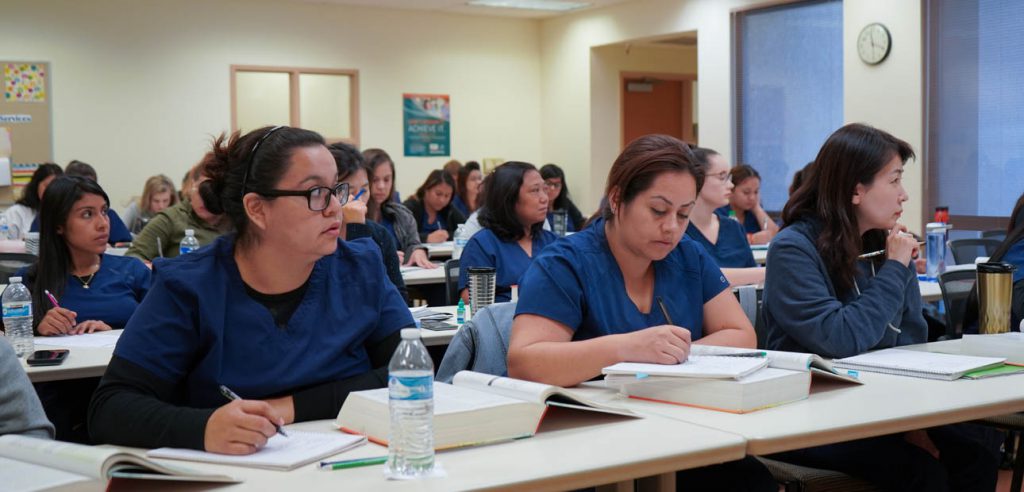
[286, 0, 635, 19]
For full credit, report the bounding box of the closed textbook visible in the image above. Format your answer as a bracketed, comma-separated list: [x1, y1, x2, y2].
[337, 370, 637, 450]
[606, 367, 811, 414]
[0, 434, 238, 491]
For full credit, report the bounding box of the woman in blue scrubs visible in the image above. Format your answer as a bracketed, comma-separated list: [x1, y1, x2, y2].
[403, 169, 466, 243]
[457, 161, 557, 303]
[508, 134, 773, 491]
[89, 126, 415, 455]
[685, 147, 765, 286]
[22, 176, 151, 335]
[715, 164, 778, 244]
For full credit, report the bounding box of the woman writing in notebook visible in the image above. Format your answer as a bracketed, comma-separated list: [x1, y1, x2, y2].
[89, 126, 414, 454]
[684, 147, 765, 286]
[762, 123, 1001, 491]
[508, 135, 774, 491]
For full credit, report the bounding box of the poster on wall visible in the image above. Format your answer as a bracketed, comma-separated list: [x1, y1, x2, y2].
[4, 64, 47, 102]
[403, 93, 450, 157]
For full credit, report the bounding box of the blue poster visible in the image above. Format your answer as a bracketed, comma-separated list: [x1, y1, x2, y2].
[403, 93, 450, 157]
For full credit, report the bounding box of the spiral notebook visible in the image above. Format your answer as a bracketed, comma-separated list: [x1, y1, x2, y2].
[832, 348, 1005, 381]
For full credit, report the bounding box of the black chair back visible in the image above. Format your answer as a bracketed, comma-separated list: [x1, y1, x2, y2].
[0, 253, 36, 286]
[949, 238, 1001, 265]
[938, 268, 977, 339]
[981, 229, 1007, 242]
[444, 259, 460, 305]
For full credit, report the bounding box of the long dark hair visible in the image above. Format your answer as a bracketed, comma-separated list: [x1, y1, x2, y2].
[456, 161, 481, 213]
[539, 163, 575, 211]
[414, 169, 456, 206]
[782, 123, 915, 297]
[604, 135, 704, 222]
[16, 163, 63, 210]
[479, 162, 542, 242]
[26, 176, 109, 326]
[201, 126, 326, 247]
[362, 148, 395, 222]
[327, 142, 364, 180]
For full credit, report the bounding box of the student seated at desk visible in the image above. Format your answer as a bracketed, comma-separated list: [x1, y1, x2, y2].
[328, 141, 409, 305]
[38, 160, 133, 246]
[122, 174, 178, 235]
[458, 161, 557, 304]
[403, 169, 466, 244]
[684, 147, 765, 286]
[715, 164, 778, 244]
[539, 163, 585, 233]
[763, 123, 1001, 491]
[452, 161, 482, 217]
[2, 163, 62, 239]
[88, 126, 414, 454]
[508, 134, 774, 491]
[126, 161, 230, 261]
[22, 176, 151, 335]
[363, 148, 434, 268]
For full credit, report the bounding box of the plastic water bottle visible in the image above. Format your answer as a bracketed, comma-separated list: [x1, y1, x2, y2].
[0, 215, 10, 240]
[2, 277, 34, 358]
[925, 222, 946, 280]
[452, 224, 469, 260]
[179, 229, 199, 255]
[386, 328, 434, 478]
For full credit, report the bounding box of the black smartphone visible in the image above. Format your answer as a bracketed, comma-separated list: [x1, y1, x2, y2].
[420, 320, 458, 331]
[27, 349, 69, 366]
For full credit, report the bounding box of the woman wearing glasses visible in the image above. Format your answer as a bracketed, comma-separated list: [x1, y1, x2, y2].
[684, 147, 765, 286]
[89, 126, 414, 454]
[457, 162, 557, 303]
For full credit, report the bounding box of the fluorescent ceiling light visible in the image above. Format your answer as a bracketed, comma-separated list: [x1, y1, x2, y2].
[466, 0, 590, 12]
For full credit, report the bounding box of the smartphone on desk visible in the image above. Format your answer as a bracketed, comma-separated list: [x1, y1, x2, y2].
[420, 320, 459, 331]
[27, 349, 69, 366]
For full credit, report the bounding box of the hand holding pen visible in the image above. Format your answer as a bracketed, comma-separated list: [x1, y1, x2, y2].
[617, 297, 691, 365]
[36, 289, 79, 336]
[204, 385, 288, 455]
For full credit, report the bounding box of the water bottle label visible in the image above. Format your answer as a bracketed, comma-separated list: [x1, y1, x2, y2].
[179, 246, 197, 255]
[2, 302, 31, 318]
[389, 375, 433, 401]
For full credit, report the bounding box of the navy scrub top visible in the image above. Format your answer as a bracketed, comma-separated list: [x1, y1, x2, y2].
[20, 254, 151, 329]
[715, 205, 761, 235]
[1003, 239, 1024, 283]
[113, 234, 414, 408]
[458, 228, 558, 303]
[685, 218, 757, 268]
[516, 218, 730, 341]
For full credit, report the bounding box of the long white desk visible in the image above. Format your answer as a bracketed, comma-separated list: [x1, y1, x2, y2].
[400, 264, 446, 285]
[424, 241, 453, 259]
[104, 413, 745, 491]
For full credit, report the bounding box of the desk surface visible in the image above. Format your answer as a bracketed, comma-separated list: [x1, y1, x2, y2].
[401, 264, 446, 285]
[106, 414, 744, 492]
[584, 339, 1024, 455]
[425, 241, 453, 259]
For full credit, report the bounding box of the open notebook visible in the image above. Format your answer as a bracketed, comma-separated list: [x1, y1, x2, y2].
[833, 348, 1005, 381]
[147, 430, 366, 471]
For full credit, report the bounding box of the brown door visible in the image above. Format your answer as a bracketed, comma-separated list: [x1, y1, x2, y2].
[622, 77, 694, 147]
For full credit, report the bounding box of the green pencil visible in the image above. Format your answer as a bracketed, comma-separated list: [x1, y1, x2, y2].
[319, 456, 388, 471]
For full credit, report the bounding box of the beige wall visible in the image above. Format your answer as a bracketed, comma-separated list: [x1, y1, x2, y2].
[0, 0, 543, 207]
[541, 0, 926, 233]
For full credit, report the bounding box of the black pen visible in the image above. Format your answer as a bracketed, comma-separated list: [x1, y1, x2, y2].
[219, 385, 289, 438]
[656, 296, 673, 325]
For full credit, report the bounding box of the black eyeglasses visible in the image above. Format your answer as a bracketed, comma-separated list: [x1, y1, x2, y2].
[257, 182, 350, 211]
[241, 125, 285, 198]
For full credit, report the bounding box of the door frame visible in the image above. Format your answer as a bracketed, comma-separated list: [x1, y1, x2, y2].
[620, 71, 698, 148]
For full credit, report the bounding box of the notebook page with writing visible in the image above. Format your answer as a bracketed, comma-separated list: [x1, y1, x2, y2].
[147, 431, 366, 471]
[833, 348, 1005, 380]
[603, 355, 768, 379]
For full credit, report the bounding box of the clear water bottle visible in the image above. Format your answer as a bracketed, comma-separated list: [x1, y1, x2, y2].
[925, 222, 947, 280]
[179, 229, 199, 255]
[452, 224, 469, 260]
[0, 215, 10, 240]
[386, 328, 434, 478]
[2, 277, 34, 358]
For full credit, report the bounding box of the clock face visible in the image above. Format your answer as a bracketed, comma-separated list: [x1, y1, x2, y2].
[857, 23, 891, 65]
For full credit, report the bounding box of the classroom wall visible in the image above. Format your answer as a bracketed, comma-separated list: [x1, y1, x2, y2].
[540, 0, 927, 233]
[0, 0, 543, 208]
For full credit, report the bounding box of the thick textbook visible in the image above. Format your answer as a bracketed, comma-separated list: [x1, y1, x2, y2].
[0, 434, 238, 491]
[336, 370, 636, 449]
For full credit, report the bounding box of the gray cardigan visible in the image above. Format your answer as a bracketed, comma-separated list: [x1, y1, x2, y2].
[0, 338, 54, 438]
[381, 201, 428, 259]
[763, 219, 926, 359]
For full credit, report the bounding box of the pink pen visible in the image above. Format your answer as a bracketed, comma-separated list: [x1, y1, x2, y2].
[44, 289, 60, 308]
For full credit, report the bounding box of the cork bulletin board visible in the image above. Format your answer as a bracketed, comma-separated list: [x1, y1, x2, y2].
[0, 61, 53, 204]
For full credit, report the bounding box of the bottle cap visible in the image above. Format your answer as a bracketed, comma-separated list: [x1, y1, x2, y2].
[401, 328, 421, 339]
[185, 229, 195, 235]
[8, 276, 20, 283]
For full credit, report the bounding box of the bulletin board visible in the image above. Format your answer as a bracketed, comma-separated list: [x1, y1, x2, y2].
[0, 61, 53, 204]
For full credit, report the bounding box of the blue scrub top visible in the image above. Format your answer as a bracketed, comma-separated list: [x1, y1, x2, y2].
[516, 218, 729, 341]
[1003, 239, 1024, 283]
[458, 228, 558, 303]
[546, 210, 576, 233]
[380, 216, 397, 242]
[113, 234, 414, 408]
[685, 218, 756, 268]
[421, 213, 446, 236]
[20, 254, 151, 329]
[451, 195, 470, 217]
[714, 205, 761, 235]
[30, 209, 133, 245]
